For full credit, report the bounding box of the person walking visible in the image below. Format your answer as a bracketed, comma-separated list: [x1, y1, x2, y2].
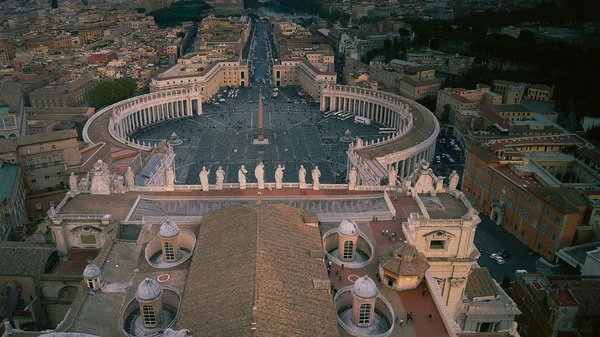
[428, 314, 433, 322]
[399, 318, 404, 327]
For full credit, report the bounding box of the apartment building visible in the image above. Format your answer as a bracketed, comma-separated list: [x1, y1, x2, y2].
[512, 274, 600, 337]
[0, 161, 27, 240]
[399, 65, 442, 100]
[493, 80, 554, 104]
[0, 40, 14, 62]
[435, 84, 502, 120]
[0, 82, 26, 139]
[0, 130, 81, 192]
[272, 59, 336, 99]
[29, 74, 94, 108]
[462, 137, 597, 261]
[528, 84, 554, 101]
[150, 60, 249, 100]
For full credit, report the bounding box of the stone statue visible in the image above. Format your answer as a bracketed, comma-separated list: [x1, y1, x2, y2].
[112, 176, 126, 194]
[91, 160, 111, 195]
[388, 166, 398, 187]
[255, 162, 265, 189]
[238, 165, 248, 189]
[449, 170, 459, 191]
[125, 167, 135, 188]
[79, 176, 89, 193]
[299, 165, 307, 189]
[69, 172, 78, 193]
[166, 166, 175, 187]
[215, 166, 225, 190]
[312, 166, 321, 190]
[199, 166, 210, 191]
[348, 166, 357, 190]
[159, 139, 167, 152]
[275, 164, 285, 189]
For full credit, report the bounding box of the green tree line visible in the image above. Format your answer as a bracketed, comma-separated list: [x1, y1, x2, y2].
[149, 0, 212, 28]
[88, 78, 137, 109]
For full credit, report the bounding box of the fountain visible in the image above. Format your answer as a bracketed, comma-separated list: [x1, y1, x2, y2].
[167, 132, 182, 146]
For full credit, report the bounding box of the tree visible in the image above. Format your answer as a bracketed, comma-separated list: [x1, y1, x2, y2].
[359, 16, 370, 24]
[398, 28, 410, 37]
[88, 78, 137, 109]
[517, 29, 536, 44]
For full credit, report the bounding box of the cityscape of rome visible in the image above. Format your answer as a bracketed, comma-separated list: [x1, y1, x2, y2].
[0, 0, 597, 337]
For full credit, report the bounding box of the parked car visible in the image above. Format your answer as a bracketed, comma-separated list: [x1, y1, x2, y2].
[490, 253, 499, 259]
[496, 258, 506, 265]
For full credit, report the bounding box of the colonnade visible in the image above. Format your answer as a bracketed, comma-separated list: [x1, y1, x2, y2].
[115, 98, 196, 139]
[321, 85, 412, 135]
[322, 85, 439, 183]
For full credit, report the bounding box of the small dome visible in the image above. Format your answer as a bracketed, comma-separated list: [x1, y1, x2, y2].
[338, 219, 359, 236]
[352, 275, 378, 300]
[136, 278, 163, 301]
[83, 264, 101, 278]
[159, 219, 180, 238]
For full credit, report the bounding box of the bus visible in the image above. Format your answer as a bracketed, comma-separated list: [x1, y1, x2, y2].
[324, 110, 335, 118]
[378, 127, 396, 134]
[354, 116, 371, 125]
[340, 113, 353, 120]
[333, 110, 345, 118]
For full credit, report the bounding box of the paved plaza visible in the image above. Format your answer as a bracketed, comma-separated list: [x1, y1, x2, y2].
[134, 86, 385, 184]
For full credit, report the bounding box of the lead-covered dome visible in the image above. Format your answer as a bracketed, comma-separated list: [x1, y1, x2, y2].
[136, 278, 163, 301]
[83, 263, 101, 278]
[338, 219, 359, 236]
[352, 275, 378, 300]
[159, 219, 180, 238]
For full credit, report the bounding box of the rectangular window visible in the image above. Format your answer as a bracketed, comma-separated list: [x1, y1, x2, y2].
[39, 146, 44, 153]
[528, 197, 533, 204]
[537, 202, 541, 210]
[343, 240, 354, 259]
[546, 209, 551, 218]
[80, 234, 97, 245]
[524, 211, 529, 221]
[541, 224, 548, 235]
[491, 187, 497, 197]
[532, 218, 538, 228]
[517, 206, 522, 216]
[429, 240, 445, 250]
[358, 303, 371, 325]
[507, 200, 513, 209]
[551, 232, 558, 242]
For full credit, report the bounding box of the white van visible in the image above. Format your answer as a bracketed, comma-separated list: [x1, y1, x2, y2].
[218, 98, 226, 103]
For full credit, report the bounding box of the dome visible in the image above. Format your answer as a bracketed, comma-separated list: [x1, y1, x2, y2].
[338, 219, 359, 236]
[352, 275, 378, 300]
[159, 219, 180, 238]
[136, 278, 163, 301]
[83, 263, 101, 278]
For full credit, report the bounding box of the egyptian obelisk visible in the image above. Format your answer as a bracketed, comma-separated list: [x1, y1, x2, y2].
[253, 89, 269, 145]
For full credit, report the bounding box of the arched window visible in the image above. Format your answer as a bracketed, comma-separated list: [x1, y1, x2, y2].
[41, 156, 47, 168]
[142, 305, 156, 326]
[87, 279, 95, 289]
[28, 158, 35, 169]
[343, 241, 353, 259]
[164, 241, 175, 261]
[358, 303, 372, 325]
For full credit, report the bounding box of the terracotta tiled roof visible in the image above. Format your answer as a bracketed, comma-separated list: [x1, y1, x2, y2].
[465, 268, 500, 300]
[177, 203, 338, 337]
[378, 241, 429, 276]
[0, 242, 58, 276]
[528, 187, 586, 215]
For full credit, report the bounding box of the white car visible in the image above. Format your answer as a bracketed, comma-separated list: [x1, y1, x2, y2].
[496, 258, 506, 265]
[490, 253, 498, 259]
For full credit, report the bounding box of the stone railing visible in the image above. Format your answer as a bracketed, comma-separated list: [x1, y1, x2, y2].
[129, 182, 396, 193]
[424, 272, 461, 337]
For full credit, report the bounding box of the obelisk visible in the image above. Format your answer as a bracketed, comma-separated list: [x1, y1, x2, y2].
[253, 89, 269, 145]
[258, 89, 264, 141]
